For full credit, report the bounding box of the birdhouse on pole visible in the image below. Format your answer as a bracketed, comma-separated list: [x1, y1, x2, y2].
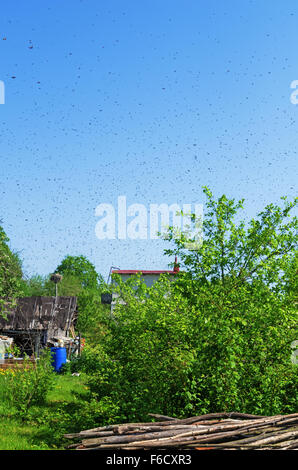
[50, 273, 63, 298]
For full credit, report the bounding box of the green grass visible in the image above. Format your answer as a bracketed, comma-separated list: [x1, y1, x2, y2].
[0, 373, 89, 450]
[0, 418, 52, 450]
[47, 374, 88, 402]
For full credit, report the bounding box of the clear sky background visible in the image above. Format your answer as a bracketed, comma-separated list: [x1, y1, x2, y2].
[0, 0, 297, 280]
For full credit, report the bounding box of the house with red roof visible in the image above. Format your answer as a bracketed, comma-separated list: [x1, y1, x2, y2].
[101, 258, 180, 310]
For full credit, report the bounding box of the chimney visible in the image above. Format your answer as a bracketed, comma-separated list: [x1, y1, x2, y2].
[173, 256, 180, 272]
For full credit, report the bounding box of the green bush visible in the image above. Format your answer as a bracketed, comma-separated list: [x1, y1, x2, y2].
[65, 189, 298, 423]
[2, 349, 55, 414]
[80, 274, 297, 422]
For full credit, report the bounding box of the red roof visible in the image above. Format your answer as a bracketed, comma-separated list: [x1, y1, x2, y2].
[111, 269, 176, 275]
[112, 258, 180, 275]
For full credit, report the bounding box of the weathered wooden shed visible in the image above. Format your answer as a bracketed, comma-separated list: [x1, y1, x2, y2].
[0, 296, 77, 356]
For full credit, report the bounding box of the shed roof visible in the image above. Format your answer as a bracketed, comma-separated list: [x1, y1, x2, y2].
[0, 296, 77, 337]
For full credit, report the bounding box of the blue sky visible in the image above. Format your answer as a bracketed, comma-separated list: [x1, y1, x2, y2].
[0, 0, 297, 280]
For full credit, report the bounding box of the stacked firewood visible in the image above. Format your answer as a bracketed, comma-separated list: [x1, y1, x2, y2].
[64, 412, 298, 450]
[0, 358, 36, 370]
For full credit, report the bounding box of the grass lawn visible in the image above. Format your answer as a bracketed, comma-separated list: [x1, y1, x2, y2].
[0, 418, 52, 450]
[0, 373, 89, 450]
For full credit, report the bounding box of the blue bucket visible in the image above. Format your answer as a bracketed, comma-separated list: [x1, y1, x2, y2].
[51, 347, 67, 372]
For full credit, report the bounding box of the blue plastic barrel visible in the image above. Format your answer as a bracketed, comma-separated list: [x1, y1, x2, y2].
[51, 347, 67, 372]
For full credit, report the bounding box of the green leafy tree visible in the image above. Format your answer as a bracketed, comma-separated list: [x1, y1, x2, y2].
[55, 255, 102, 291]
[22, 274, 51, 297]
[22, 273, 83, 297]
[85, 274, 197, 421]
[23, 256, 103, 298]
[164, 187, 297, 293]
[75, 287, 110, 340]
[0, 224, 24, 315]
[79, 188, 297, 421]
[162, 187, 298, 414]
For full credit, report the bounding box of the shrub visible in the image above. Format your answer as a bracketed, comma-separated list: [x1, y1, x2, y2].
[2, 349, 55, 414]
[78, 272, 297, 422]
[68, 188, 298, 422]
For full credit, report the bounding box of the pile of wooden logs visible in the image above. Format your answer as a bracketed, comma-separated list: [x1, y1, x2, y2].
[64, 412, 298, 450]
[0, 358, 36, 370]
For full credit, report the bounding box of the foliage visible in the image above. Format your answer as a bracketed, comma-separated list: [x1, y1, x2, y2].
[55, 255, 103, 291]
[161, 187, 297, 414]
[22, 253, 105, 303]
[0, 224, 24, 315]
[57, 274, 83, 296]
[84, 275, 198, 421]
[1, 349, 56, 413]
[21, 274, 51, 296]
[75, 288, 111, 340]
[22, 273, 83, 297]
[0, 188, 296, 447]
[26, 393, 120, 447]
[0, 373, 108, 449]
[72, 189, 297, 421]
[80, 276, 297, 421]
[164, 186, 297, 296]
